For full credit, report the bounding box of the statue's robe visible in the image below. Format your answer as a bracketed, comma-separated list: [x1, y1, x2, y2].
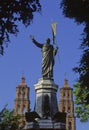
[32, 39, 57, 78]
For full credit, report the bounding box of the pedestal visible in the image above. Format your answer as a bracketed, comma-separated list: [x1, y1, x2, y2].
[34, 78, 58, 118]
[24, 78, 66, 130]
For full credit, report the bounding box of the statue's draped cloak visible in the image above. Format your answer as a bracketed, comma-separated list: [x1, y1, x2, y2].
[42, 44, 54, 77]
[32, 39, 57, 78]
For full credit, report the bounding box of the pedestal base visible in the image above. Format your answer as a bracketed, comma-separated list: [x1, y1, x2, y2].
[24, 118, 66, 130]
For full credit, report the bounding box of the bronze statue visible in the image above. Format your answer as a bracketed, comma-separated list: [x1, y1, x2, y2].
[30, 35, 58, 79]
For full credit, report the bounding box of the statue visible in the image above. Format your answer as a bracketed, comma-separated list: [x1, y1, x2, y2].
[30, 35, 58, 79]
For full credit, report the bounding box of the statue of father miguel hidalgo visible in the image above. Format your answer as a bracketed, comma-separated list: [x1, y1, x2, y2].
[30, 35, 58, 79]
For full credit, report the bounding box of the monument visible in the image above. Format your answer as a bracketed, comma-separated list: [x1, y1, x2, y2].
[24, 23, 66, 130]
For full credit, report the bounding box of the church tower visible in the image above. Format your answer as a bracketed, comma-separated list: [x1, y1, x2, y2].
[59, 79, 76, 130]
[14, 76, 30, 127]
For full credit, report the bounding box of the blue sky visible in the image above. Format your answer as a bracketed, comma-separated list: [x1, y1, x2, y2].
[0, 0, 89, 129]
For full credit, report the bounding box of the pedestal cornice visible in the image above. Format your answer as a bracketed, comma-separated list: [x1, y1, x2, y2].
[34, 78, 58, 91]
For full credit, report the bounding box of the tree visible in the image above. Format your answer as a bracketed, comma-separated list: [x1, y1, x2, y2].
[0, 107, 20, 130]
[60, 0, 89, 121]
[73, 83, 89, 122]
[0, 0, 41, 55]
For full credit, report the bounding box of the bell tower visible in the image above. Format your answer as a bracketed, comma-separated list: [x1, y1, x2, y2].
[59, 79, 76, 130]
[14, 76, 30, 127]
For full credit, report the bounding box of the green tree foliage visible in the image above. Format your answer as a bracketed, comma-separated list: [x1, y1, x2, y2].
[60, 0, 89, 121]
[0, 107, 20, 130]
[74, 83, 89, 121]
[0, 0, 41, 55]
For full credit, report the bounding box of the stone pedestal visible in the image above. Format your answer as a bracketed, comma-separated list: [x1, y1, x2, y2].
[24, 118, 66, 130]
[24, 78, 66, 130]
[34, 78, 58, 118]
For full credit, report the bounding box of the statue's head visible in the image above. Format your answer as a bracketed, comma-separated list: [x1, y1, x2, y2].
[46, 38, 50, 44]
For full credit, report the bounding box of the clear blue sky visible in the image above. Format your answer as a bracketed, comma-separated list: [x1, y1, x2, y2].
[0, 0, 88, 129]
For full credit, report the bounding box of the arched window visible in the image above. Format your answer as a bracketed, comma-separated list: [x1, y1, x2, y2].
[18, 92, 21, 98]
[69, 122, 72, 130]
[23, 105, 27, 114]
[68, 107, 70, 115]
[63, 92, 65, 97]
[23, 92, 25, 98]
[17, 105, 20, 114]
[63, 107, 65, 112]
[68, 92, 69, 97]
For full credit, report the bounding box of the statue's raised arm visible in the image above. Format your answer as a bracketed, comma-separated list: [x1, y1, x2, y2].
[30, 35, 43, 48]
